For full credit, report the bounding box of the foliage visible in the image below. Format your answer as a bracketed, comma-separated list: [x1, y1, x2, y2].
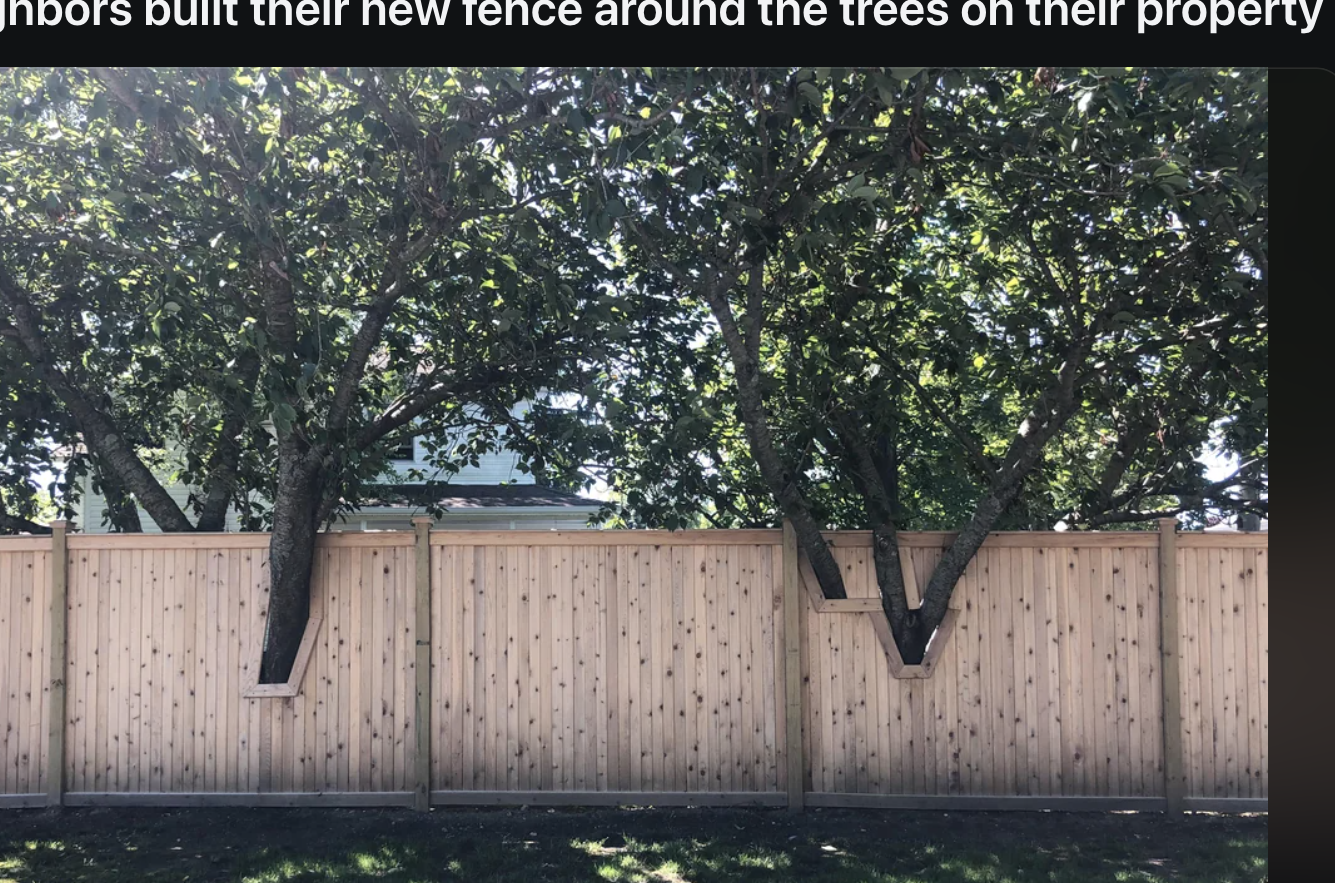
[1, 66, 1268, 668]
[525, 67, 1268, 658]
[0, 67, 612, 676]
[555, 68, 1266, 534]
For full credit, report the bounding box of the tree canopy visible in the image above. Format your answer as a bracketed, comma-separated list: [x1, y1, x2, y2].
[1, 67, 613, 677]
[532, 67, 1268, 658]
[2, 66, 1267, 670]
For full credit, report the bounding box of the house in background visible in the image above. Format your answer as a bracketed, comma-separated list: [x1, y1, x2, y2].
[73, 404, 604, 533]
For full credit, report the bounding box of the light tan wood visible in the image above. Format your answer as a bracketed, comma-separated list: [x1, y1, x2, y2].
[429, 789, 787, 807]
[411, 518, 431, 810]
[1177, 533, 1268, 548]
[0, 537, 53, 551]
[804, 792, 1170, 810]
[46, 521, 68, 805]
[781, 522, 804, 811]
[820, 598, 884, 613]
[2, 527, 1266, 810]
[63, 790, 416, 807]
[823, 531, 1162, 548]
[241, 616, 322, 699]
[429, 530, 784, 546]
[1255, 548, 1267, 797]
[1158, 519, 1185, 812]
[67, 534, 269, 551]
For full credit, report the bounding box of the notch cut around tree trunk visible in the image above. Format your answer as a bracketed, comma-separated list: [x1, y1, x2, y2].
[797, 545, 959, 679]
[243, 616, 322, 699]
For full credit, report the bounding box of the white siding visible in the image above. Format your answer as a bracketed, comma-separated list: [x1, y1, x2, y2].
[384, 442, 531, 485]
[327, 511, 596, 532]
[71, 401, 592, 533]
[77, 471, 196, 534]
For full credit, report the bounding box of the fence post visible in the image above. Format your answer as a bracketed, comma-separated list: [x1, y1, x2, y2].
[781, 520, 805, 812]
[1158, 517, 1185, 814]
[412, 517, 434, 811]
[46, 520, 69, 807]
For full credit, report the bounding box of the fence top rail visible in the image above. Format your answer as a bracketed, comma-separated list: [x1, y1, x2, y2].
[1177, 532, 1268, 548]
[0, 537, 54, 551]
[1, 527, 1267, 552]
[427, 529, 784, 546]
[61, 532, 415, 551]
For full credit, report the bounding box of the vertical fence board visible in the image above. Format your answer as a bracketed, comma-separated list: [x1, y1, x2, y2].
[2, 530, 1264, 809]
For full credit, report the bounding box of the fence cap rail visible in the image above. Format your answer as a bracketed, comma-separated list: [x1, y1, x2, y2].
[1, 527, 1268, 551]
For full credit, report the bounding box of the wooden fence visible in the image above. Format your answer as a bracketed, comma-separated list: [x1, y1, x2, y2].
[0, 522, 1266, 812]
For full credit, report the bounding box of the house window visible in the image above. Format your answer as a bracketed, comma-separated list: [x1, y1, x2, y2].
[391, 439, 415, 461]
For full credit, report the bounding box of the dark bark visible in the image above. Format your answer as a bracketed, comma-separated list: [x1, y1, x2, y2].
[872, 522, 930, 660]
[697, 273, 847, 600]
[93, 466, 146, 533]
[0, 503, 50, 534]
[916, 485, 1023, 638]
[258, 438, 324, 683]
[907, 333, 1095, 647]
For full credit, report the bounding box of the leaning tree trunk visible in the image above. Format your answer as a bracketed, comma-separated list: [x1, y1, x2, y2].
[259, 443, 325, 683]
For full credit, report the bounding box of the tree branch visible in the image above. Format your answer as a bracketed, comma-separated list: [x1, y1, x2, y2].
[0, 265, 194, 532]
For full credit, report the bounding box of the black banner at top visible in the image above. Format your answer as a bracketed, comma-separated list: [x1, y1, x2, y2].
[0, 0, 1329, 66]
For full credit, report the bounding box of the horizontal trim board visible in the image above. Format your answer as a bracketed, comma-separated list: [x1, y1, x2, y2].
[827, 531, 1163, 549]
[804, 794, 1170, 811]
[34, 529, 1264, 552]
[241, 683, 298, 698]
[317, 534, 416, 547]
[430, 790, 788, 807]
[429, 530, 784, 546]
[68, 533, 269, 550]
[0, 538, 52, 551]
[820, 598, 884, 613]
[0, 794, 48, 808]
[1177, 534, 1268, 548]
[62, 792, 417, 808]
[1182, 797, 1268, 813]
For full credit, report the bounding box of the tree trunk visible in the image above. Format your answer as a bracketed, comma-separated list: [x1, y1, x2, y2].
[258, 441, 324, 683]
[871, 522, 923, 661]
[918, 486, 1023, 635]
[698, 276, 848, 600]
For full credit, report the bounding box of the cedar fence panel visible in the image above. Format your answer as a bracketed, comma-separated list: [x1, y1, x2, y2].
[428, 539, 785, 800]
[0, 526, 1265, 811]
[0, 538, 51, 804]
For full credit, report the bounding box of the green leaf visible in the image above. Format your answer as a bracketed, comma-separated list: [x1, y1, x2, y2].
[797, 81, 822, 108]
[850, 185, 879, 205]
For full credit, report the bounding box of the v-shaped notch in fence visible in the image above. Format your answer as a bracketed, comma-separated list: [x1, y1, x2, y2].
[797, 548, 958, 680]
[241, 616, 322, 699]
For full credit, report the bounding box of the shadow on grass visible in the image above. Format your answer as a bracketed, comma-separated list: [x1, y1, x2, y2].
[0, 807, 1267, 883]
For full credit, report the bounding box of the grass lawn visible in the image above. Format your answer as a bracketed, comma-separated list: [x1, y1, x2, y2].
[0, 805, 1266, 883]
